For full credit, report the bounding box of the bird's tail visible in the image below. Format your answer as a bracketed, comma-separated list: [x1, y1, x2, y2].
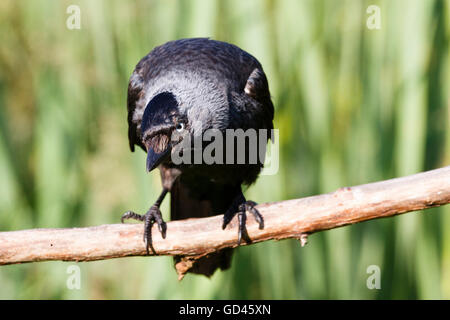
[170, 179, 234, 280]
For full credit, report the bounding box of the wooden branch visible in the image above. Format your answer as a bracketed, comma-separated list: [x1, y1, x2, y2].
[1, 166, 449, 268]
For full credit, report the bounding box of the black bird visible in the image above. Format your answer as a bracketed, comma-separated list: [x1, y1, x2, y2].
[122, 38, 274, 278]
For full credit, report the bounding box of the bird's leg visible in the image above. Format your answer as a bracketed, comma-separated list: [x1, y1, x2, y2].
[222, 192, 264, 245]
[121, 188, 168, 254]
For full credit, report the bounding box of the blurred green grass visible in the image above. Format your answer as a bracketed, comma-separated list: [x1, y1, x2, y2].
[0, 0, 449, 299]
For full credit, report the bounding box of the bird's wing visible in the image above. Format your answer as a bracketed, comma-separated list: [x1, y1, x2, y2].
[127, 68, 147, 152]
[244, 67, 275, 130]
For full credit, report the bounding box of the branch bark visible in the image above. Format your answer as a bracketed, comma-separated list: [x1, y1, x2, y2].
[1, 166, 449, 267]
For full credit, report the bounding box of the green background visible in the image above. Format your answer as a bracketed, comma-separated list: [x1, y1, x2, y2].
[0, 0, 449, 299]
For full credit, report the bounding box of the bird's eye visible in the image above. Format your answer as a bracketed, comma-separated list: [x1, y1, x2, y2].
[176, 122, 185, 132]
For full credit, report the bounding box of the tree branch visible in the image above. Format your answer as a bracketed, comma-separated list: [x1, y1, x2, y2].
[1, 166, 449, 267]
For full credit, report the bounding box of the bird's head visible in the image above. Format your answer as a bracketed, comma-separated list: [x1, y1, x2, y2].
[140, 91, 190, 172]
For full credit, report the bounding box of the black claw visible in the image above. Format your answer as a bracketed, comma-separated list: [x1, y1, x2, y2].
[122, 189, 169, 255]
[122, 206, 166, 255]
[151, 206, 167, 238]
[144, 206, 166, 254]
[223, 199, 264, 245]
[143, 215, 154, 255]
[121, 211, 144, 223]
[237, 211, 246, 245]
[222, 215, 232, 230]
[159, 221, 167, 239]
[248, 206, 264, 229]
[162, 224, 167, 238]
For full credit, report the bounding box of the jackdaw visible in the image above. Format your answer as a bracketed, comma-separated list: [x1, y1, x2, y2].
[122, 38, 274, 277]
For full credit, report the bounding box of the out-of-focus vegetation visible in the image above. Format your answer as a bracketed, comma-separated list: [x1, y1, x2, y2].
[0, 0, 449, 299]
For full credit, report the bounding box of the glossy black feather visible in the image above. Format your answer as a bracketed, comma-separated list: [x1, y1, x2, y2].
[126, 38, 275, 277]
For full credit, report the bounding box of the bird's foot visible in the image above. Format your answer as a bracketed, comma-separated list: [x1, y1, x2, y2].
[121, 205, 167, 254]
[222, 199, 264, 245]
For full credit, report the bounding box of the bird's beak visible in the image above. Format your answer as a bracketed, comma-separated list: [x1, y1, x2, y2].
[146, 146, 171, 172]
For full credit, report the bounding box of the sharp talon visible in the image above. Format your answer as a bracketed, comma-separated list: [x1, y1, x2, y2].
[123, 190, 169, 255]
[161, 222, 167, 238]
[223, 198, 264, 245]
[121, 211, 144, 223]
[237, 225, 242, 244]
[158, 221, 167, 239]
[222, 216, 230, 230]
[249, 206, 264, 229]
[237, 211, 246, 245]
[145, 237, 150, 255]
[123, 205, 166, 255]
[144, 217, 155, 255]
